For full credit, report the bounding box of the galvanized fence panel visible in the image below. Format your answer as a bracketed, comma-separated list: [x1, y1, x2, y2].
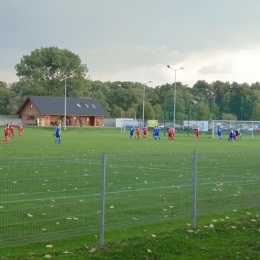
[103, 153, 194, 231]
[0, 151, 260, 248]
[0, 155, 102, 247]
[196, 150, 260, 216]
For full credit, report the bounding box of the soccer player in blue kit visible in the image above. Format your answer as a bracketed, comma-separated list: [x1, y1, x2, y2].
[55, 123, 61, 144]
[129, 126, 134, 139]
[228, 128, 234, 142]
[217, 125, 222, 141]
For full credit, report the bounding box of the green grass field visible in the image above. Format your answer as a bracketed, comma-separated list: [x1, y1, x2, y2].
[0, 126, 260, 259]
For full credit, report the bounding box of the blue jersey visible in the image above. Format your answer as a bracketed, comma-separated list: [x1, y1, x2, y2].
[229, 129, 234, 137]
[130, 127, 134, 136]
[55, 126, 61, 138]
[154, 127, 160, 136]
[217, 127, 222, 135]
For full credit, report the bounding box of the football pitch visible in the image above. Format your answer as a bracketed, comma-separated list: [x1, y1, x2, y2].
[0, 126, 260, 247]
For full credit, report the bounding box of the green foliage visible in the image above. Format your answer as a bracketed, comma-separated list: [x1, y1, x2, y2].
[221, 113, 238, 120]
[0, 83, 15, 114]
[15, 46, 91, 97]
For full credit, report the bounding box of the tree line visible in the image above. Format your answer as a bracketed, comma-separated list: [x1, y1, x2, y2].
[1, 46, 260, 122]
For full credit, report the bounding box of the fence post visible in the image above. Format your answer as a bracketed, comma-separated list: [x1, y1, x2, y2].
[100, 153, 106, 246]
[192, 150, 197, 229]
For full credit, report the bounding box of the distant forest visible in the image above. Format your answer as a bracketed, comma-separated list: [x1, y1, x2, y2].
[1, 79, 260, 122]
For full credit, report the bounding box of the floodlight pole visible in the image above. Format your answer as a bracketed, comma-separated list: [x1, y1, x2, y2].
[167, 66, 184, 129]
[142, 81, 152, 128]
[61, 77, 67, 131]
[64, 77, 67, 131]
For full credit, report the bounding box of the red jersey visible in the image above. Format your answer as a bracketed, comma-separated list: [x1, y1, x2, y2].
[143, 127, 148, 135]
[4, 126, 9, 137]
[168, 128, 171, 137]
[9, 124, 14, 133]
[195, 128, 199, 136]
[136, 127, 140, 136]
[18, 124, 23, 133]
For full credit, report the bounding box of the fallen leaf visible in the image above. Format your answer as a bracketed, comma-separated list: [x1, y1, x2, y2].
[89, 247, 96, 253]
[147, 249, 152, 253]
[230, 226, 237, 229]
[201, 247, 209, 252]
[44, 255, 51, 258]
[46, 245, 53, 248]
[151, 234, 156, 237]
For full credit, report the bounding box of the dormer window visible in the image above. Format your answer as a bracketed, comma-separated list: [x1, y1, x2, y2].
[77, 104, 81, 108]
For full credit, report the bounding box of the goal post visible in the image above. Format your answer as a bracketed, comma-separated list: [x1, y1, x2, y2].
[212, 120, 260, 140]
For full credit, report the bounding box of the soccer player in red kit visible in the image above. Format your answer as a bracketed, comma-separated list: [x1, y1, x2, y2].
[135, 126, 140, 139]
[194, 127, 200, 141]
[9, 122, 14, 138]
[168, 127, 172, 141]
[18, 123, 23, 138]
[143, 126, 148, 140]
[168, 126, 175, 141]
[1, 124, 9, 144]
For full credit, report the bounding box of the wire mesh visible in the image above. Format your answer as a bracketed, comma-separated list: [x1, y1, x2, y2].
[0, 151, 259, 248]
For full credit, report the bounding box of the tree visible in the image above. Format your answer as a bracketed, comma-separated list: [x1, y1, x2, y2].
[191, 102, 211, 120]
[251, 104, 260, 120]
[0, 82, 15, 114]
[221, 113, 237, 120]
[153, 104, 164, 121]
[15, 46, 91, 97]
[136, 102, 155, 120]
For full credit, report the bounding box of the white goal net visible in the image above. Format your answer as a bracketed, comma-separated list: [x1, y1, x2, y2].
[212, 120, 260, 140]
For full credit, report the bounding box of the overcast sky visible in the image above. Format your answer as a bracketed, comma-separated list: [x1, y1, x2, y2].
[1, 0, 260, 87]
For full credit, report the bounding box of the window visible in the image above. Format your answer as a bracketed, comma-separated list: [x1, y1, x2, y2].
[77, 104, 81, 108]
[92, 104, 96, 108]
[30, 103, 33, 109]
[27, 115, 35, 120]
[84, 104, 89, 108]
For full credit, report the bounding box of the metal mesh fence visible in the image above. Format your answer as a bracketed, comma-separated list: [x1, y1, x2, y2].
[0, 151, 259, 247]
[0, 155, 102, 246]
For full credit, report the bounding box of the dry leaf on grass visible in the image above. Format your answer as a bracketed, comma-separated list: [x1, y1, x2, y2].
[89, 247, 96, 253]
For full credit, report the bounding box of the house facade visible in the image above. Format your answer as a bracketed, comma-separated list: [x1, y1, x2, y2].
[16, 96, 108, 127]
